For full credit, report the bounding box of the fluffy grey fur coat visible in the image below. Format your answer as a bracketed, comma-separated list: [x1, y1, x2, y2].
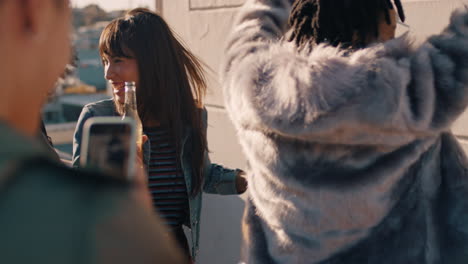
[222, 0, 468, 263]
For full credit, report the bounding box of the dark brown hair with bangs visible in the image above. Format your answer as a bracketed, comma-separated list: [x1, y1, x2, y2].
[99, 8, 208, 196]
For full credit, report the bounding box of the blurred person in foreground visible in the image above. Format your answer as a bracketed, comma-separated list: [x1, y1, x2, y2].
[72, 9, 247, 262]
[222, 0, 468, 263]
[0, 0, 183, 263]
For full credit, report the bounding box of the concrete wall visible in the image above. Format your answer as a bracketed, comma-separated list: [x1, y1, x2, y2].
[157, 0, 468, 263]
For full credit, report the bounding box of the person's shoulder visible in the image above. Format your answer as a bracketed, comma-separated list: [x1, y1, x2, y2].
[0, 159, 186, 263]
[16, 159, 139, 232]
[83, 99, 116, 116]
[32, 163, 185, 263]
[8, 156, 128, 204]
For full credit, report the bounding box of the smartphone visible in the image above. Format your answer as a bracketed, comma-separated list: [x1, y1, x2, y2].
[80, 117, 136, 180]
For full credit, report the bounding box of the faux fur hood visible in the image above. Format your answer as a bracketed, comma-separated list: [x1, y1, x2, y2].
[222, 0, 468, 263]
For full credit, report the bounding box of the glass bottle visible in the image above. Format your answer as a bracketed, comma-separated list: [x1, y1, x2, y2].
[122, 81, 143, 149]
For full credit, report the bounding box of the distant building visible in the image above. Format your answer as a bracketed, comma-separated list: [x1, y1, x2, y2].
[75, 21, 110, 91]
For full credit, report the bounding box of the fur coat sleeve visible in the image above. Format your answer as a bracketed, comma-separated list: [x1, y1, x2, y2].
[222, 0, 468, 147]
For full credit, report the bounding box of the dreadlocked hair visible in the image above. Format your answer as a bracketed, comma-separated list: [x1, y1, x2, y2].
[288, 0, 405, 49]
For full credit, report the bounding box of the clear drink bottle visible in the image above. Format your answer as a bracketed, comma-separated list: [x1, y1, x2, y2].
[122, 81, 143, 149]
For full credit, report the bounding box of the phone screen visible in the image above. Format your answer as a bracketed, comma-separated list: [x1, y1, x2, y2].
[86, 123, 133, 179]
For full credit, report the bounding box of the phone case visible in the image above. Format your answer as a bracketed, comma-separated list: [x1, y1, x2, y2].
[80, 116, 137, 180]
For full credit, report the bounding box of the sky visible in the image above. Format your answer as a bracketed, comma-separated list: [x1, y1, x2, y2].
[71, 0, 155, 12]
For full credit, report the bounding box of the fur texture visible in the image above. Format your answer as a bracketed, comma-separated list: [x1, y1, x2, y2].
[222, 0, 468, 263]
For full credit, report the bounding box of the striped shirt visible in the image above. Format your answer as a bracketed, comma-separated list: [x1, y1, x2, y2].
[144, 126, 188, 229]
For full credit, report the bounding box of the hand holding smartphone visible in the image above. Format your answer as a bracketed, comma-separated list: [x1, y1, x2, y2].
[80, 117, 136, 180]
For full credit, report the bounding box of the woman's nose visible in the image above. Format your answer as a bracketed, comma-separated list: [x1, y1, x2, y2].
[104, 64, 115, 80]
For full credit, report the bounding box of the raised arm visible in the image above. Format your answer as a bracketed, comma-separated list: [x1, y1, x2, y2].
[222, 0, 468, 147]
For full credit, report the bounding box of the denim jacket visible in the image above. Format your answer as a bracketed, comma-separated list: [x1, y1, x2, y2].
[72, 99, 239, 259]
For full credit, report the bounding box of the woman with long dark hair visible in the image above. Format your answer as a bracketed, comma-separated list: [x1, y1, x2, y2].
[73, 8, 247, 262]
